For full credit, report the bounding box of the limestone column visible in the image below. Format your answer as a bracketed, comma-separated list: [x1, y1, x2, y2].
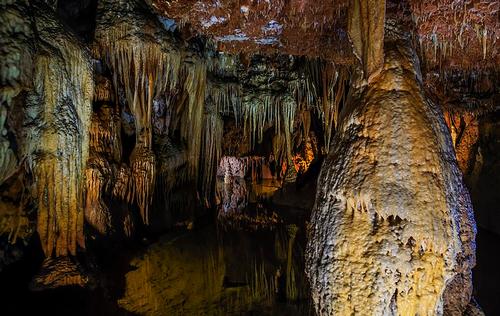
[306, 12, 477, 316]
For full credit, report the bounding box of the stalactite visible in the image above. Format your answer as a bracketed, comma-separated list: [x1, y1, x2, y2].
[88, 105, 122, 161]
[180, 61, 208, 180]
[113, 164, 132, 202]
[84, 157, 111, 235]
[95, 0, 183, 223]
[348, 0, 386, 79]
[93, 74, 114, 104]
[129, 145, 155, 225]
[242, 93, 297, 167]
[210, 81, 242, 122]
[301, 60, 349, 152]
[411, 0, 498, 71]
[207, 53, 241, 79]
[193, 55, 348, 196]
[84, 104, 120, 235]
[27, 5, 93, 258]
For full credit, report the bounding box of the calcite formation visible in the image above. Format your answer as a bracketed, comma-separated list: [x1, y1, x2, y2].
[0, 0, 33, 184]
[348, 0, 386, 79]
[306, 16, 477, 316]
[30, 256, 90, 290]
[0, 1, 94, 287]
[28, 3, 93, 259]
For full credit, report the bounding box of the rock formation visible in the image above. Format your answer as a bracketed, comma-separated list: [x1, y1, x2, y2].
[306, 7, 477, 316]
[0, 0, 497, 313]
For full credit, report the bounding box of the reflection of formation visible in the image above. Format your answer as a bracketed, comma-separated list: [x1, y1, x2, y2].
[217, 156, 275, 182]
[118, 225, 309, 315]
[215, 156, 284, 230]
[218, 177, 247, 214]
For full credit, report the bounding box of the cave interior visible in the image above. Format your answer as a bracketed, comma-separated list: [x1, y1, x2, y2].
[0, 0, 499, 315]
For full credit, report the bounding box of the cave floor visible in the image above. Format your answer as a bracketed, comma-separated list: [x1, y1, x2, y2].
[0, 198, 313, 316]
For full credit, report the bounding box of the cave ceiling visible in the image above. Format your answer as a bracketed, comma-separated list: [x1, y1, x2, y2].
[149, 0, 499, 70]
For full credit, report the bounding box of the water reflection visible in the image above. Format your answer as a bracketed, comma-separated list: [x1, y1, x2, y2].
[118, 223, 310, 315]
[215, 178, 282, 230]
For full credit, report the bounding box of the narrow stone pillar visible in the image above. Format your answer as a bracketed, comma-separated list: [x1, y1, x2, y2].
[306, 16, 477, 316]
[348, 0, 386, 80]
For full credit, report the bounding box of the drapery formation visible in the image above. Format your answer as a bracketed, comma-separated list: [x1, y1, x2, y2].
[28, 4, 93, 258]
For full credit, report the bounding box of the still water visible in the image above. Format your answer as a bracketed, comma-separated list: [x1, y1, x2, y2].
[1, 179, 314, 316]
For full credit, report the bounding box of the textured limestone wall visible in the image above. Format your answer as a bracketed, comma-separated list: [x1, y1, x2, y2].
[306, 18, 477, 315]
[0, 1, 96, 288]
[0, 0, 33, 183]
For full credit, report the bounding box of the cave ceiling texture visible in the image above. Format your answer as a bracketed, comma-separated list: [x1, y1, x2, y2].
[0, 0, 499, 315]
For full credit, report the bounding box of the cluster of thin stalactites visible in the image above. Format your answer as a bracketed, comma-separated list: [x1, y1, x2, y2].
[10, 0, 352, 262]
[93, 19, 351, 226]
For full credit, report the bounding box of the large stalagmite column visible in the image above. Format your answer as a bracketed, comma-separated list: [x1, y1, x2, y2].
[306, 14, 477, 316]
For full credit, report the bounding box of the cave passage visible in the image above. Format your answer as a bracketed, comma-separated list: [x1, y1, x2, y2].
[0, 0, 499, 315]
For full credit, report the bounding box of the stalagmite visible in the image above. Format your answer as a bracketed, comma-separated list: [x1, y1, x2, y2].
[306, 14, 477, 316]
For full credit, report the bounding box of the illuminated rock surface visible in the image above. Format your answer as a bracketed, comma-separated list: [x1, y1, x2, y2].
[306, 13, 477, 316]
[28, 3, 94, 259]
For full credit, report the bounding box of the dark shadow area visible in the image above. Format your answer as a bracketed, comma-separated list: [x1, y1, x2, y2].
[56, 0, 98, 42]
[473, 228, 500, 315]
